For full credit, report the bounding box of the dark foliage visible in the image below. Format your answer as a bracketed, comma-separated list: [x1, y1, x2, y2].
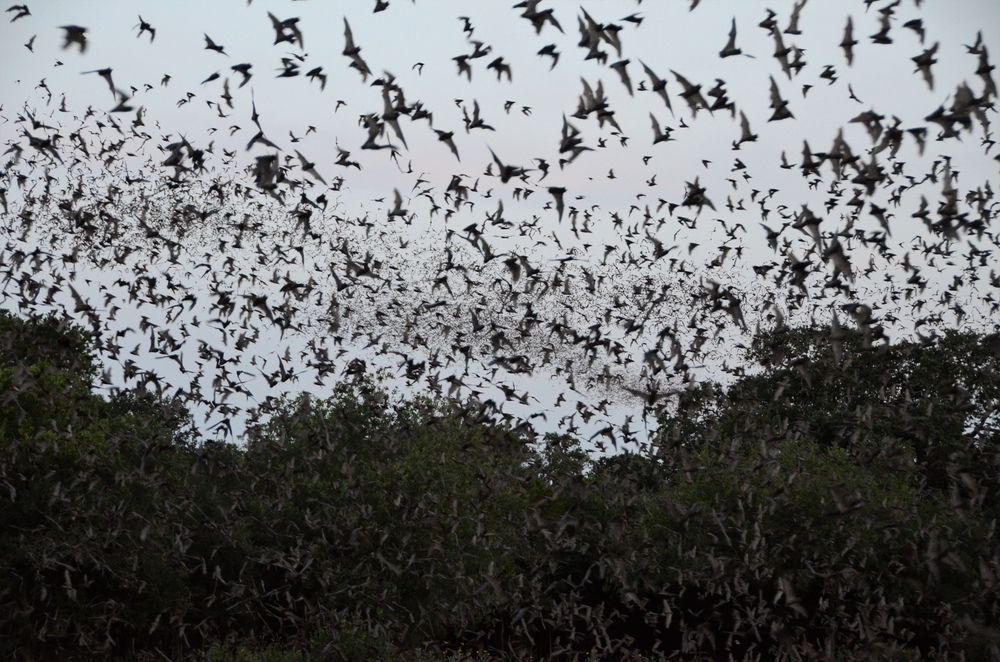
[2, 313, 999, 660]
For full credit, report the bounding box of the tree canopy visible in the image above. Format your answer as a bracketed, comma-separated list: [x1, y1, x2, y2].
[2, 312, 999, 660]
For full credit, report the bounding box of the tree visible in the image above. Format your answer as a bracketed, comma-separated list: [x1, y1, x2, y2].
[657, 325, 1000, 500]
[647, 324, 1000, 657]
[4, 312, 999, 659]
[1, 312, 197, 659]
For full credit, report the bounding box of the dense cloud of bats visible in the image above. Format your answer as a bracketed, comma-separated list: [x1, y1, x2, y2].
[0, 0, 998, 445]
[3, 1, 1000, 659]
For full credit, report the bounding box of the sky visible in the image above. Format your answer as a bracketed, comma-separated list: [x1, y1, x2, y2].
[1, 0, 998, 448]
[4, 0, 996, 204]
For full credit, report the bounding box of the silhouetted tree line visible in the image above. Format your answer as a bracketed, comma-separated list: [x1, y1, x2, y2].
[1, 310, 998, 660]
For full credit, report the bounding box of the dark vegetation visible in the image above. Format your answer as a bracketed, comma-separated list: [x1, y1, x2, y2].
[2, 310, 999, 660]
